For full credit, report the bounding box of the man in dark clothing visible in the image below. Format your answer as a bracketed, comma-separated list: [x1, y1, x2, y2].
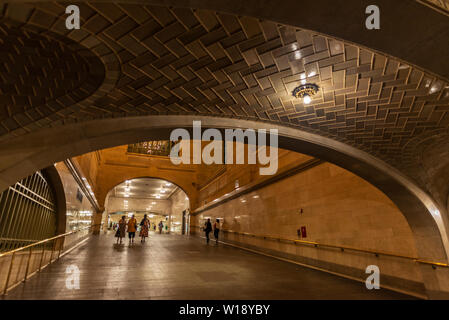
[204, 218, 212, 244]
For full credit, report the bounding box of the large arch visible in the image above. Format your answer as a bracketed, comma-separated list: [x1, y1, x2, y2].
[0, 114, 448, 265]
[1, 1, 448, 208]
[0, 1, 448, 296]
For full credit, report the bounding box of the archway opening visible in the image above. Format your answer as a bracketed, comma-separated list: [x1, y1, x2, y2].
[104, 178, 190, 235]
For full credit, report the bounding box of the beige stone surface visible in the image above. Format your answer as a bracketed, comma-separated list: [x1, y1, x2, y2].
[194, 162, 423, 285]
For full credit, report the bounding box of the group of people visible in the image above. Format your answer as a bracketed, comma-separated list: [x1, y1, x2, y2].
[203, 218, 220, 245]
[114, 214, 165, 245]
[115, 216, 220, 246]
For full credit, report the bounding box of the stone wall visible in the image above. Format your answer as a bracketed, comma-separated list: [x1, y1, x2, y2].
[192, 162, 426, 296]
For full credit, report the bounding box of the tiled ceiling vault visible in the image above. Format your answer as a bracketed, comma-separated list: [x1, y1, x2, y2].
[420, 0, 449, 13]
[0, 3, 448, 203]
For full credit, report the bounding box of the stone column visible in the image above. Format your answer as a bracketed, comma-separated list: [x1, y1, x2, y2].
[91, 209, 104, 235]
[102, 211, 109, 232]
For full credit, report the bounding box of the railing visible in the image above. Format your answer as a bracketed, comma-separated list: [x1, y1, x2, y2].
[192, 226, 449, 269]
[0, 224, 99, 295]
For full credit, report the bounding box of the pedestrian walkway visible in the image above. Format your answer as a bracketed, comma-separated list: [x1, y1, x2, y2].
[3, 232, 414, 300]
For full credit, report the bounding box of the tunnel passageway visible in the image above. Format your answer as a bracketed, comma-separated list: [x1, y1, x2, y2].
[3, 232, 414, 300]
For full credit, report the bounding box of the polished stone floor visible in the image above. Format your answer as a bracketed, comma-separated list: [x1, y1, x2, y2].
[3, 232, 414, 300]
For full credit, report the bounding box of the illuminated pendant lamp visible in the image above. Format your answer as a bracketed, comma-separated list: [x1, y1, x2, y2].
[292, 83, 319, 104]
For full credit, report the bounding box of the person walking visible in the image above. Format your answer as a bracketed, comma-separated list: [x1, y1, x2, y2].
[115, 216, 126, 244]
[140, 214, 150, 243]
[127, 214, 137, 245]
[213, 218, 220, 245]
[158, 221, 163, 234]
[204, 218, 212, 245]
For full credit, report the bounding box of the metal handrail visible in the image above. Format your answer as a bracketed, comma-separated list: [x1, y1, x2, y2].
[0, 224, 98, 258]
[194, 226, 449, 268]
[0, 224, 100, 295]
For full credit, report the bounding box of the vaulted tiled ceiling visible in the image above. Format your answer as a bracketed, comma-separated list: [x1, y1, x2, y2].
[0, 2, 448, 195]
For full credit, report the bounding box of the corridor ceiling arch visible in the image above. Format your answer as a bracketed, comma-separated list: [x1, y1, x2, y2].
[102, 176, 194, 212]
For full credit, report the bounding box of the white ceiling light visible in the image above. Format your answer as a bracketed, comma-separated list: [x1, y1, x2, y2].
[303, 94, 312, 104]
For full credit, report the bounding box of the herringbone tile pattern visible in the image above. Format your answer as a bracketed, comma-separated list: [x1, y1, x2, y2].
[0, 2, 448, 176]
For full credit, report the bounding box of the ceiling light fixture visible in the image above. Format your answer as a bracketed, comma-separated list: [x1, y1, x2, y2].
[292, 83, 319, 105]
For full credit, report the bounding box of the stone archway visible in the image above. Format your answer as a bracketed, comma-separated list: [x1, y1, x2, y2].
[0, 114, 448, 267]
[99, 175, 196, 213]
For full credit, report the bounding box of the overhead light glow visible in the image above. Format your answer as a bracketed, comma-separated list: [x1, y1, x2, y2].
[303, 94, 312, 104]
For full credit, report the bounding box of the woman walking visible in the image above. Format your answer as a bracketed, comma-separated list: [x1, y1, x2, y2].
[140, 214, 150, 243]
[115, 216, 126, 244]
[158, 221, 163, 234]
[204, 218, 212, 245]
[127, 214, 138, 245]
